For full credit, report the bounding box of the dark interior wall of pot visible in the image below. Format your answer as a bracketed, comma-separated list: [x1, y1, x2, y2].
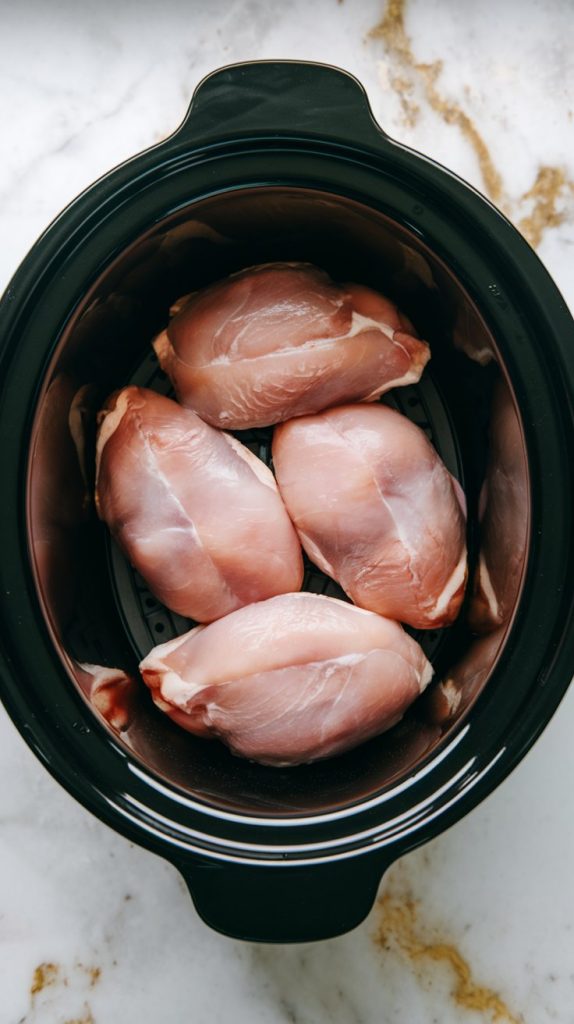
[25, 187, 530, 815]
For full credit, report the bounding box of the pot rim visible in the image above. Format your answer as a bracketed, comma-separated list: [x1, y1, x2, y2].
[1, 93, 573, 865]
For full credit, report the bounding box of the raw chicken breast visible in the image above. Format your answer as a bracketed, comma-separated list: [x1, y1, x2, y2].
[273, 404, 467, 629]
[469, 379, 529, 634]
[153, 262, 430, 429]
[139, 593, 433, 766]
[95, 387, 303, 621]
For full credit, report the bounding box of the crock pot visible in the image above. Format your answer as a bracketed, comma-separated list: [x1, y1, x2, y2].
[1, 60, 573, 943]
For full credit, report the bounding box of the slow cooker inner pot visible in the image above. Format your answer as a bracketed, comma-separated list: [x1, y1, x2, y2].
[26, 188, 529, 815]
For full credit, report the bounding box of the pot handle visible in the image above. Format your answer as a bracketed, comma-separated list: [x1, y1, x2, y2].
[174, 60, 387, 150]
[175, 852, 388, 943]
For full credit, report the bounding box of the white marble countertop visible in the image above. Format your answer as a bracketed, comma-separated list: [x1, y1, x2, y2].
[1, 1, 573, 1022]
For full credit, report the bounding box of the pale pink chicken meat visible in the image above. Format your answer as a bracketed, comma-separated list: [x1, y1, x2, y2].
[273, 404, 467, 629]
[95, 387, 303, 622]
[139, 593, 433, 766]
[153, 262, 430, 429]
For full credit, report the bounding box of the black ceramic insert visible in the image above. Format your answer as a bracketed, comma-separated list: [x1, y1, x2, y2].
[0, 62, 573, 943]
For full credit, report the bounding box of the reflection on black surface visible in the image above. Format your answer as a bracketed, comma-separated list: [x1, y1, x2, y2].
[28, 374, 89, 637]
[76, 661, 139, 733]
[452, 296, 495, 366]
[469, 377, 529, 634]
[426, 628, 505, 725]
[426, 376, 529, 726]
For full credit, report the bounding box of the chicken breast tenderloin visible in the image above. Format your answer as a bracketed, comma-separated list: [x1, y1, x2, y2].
[139, 593, 433, 766]
[153, 262, 430, 429]
[273, 404, 467, 629]
[95, 387, 303, 622]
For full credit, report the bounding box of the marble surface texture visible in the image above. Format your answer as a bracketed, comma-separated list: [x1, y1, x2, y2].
[1, 1, 573, 1022]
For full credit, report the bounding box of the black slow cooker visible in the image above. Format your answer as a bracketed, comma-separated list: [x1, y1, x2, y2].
[0, 61, 573, 943]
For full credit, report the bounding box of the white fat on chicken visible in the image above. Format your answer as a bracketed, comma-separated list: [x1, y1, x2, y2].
[153, 263, 430, 429]
[95, 387, 303, 622]
[273, 403, 468, 630]
[139, 593, 433, 766]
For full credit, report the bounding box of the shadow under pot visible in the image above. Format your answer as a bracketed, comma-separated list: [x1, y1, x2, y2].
[1, 60, 573, 943]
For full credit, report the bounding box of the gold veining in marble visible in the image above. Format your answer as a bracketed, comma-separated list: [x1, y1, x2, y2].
[369, 1, 503, 203]
[418, 59, 504, 204]
[25, 961, 102, 1021]
[517, 166, 571, 248]
[77, 964, 102, 988]
[376, 890, 522, 1023]
[390, 73, 420, 127]
[369, 0, 573, 248]
[30, 962, 59, 997]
